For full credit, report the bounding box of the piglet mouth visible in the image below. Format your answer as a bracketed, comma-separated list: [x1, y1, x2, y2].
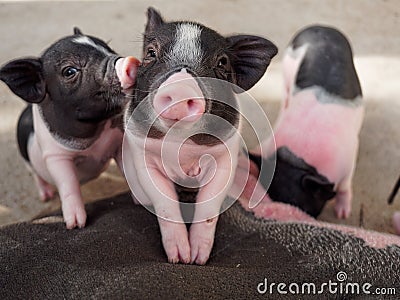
[77, 103, 122, 123]
[158, 99, 205, 122]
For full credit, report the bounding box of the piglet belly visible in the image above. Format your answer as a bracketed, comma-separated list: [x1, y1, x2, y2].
[274, 98, 363, 183]
[73, 156, 111, 183]
[28, 126, 122, 185]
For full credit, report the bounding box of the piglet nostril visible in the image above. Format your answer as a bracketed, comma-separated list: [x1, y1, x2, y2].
[187, 99, 205, 116]
[154, 95, 172, 117]
[162, 96, 173, 106]
[153, 70, 205, 123]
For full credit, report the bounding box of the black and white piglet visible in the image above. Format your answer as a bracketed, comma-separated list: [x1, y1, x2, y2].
[121, 8, 277, 264]
[239, 25, 364, 219]
[0, 28, 139, 229]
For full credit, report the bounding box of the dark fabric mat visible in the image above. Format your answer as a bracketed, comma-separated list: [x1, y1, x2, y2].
[1, 193, 399, 299]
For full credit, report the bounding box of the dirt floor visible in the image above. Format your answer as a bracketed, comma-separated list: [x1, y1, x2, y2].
[0, 0, 399, 234]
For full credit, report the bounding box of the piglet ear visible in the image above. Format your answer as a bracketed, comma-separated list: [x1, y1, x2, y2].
[145, 7, 165, 34]
[226, 35, 278, 91]
[0, 58, 46, 103]
[73, 27, 83, 35]
[302, 174, 336, 201]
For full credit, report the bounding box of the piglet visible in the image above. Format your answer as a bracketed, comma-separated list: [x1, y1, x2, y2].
[121, 7, 277, 264]
[0, 28, 139, 229]
[241, 25, 364, 219]
[247, 146, 336, 217]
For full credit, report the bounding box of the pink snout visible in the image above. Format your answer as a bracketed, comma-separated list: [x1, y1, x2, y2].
[115, 56, 140, 90]
[153, 69, 205, 123]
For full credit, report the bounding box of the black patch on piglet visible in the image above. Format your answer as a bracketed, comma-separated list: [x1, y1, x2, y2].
[291, 25, 362, 100]
[16, 105, 34, 162]
[249, 146, 336, 217]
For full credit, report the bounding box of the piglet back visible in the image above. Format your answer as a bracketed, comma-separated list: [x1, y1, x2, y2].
[291, 25, 362, 100]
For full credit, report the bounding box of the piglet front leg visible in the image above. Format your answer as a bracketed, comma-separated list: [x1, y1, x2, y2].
[189, 217, 218, 265]
[334, 166, 355, 219]
[142, 168, 191, 264]
[45, 156, 86, 229]
[158, 218, 191, 264]
[190, 164, 234, 265]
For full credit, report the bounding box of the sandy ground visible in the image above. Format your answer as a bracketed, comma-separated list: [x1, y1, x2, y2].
[0, 0, 399, 233]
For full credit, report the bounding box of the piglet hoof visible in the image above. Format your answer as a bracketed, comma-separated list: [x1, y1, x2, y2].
[334, 202, 351, 219]
[34, 175, 56, 202]
[39, 185, 56, 202]
[334, 190, 352, 219]
[189, 240, 212, 265]
[189, 220, 217, 265]
[160, 223, 191, 264]
[62, 201, 87, 229]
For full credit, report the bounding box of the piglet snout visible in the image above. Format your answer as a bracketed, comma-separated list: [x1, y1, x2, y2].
[115, 56, 140, 90]
[153, 69, 205, 123]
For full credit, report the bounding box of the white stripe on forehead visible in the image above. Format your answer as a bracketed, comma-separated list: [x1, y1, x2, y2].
[72, 36, 112, 56]
[168, 23, 203, 68]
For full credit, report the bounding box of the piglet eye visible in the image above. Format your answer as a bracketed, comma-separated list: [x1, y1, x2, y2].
[146, 48, 157, 59]
[62, 66, 78, 78]
[217, 56, 228, 68]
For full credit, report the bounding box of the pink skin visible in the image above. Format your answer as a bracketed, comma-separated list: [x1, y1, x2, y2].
[124, 134, 238, 265]
[153, 69, 205, 123]
[115, 56, 139, 91]
[123, 70, 240, 264]
[29, 56, 138, 229]
[229, 153, 268, 208]
[246, 49, 364, 219]
[393, 212, 400, 235]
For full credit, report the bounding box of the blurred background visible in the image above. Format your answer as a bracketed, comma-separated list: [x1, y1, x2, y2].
[0, 0, 399, 233]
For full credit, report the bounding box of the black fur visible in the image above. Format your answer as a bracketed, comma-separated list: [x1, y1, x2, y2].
[16, 105, 34, 162]
[292, 25, 362, 100]
[249, 147, 336, 217]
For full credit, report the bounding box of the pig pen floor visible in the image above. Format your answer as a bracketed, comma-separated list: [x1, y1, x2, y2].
[0, 0, 399, 235]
